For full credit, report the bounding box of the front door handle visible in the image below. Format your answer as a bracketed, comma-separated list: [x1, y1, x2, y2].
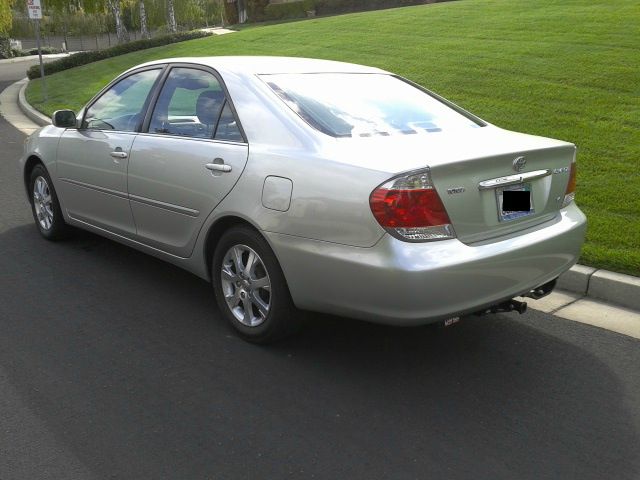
[205, 163, 232, 173]
[110, 151, 128, 159]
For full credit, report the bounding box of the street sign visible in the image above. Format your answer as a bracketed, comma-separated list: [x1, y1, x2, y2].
[27, 0, 43, 20]
[27, 0, 47, 101]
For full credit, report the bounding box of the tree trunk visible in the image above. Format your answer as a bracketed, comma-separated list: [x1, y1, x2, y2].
[139, 1, 150, 39]
[167, 0, 177, 33]
[108, 0, 129, 43]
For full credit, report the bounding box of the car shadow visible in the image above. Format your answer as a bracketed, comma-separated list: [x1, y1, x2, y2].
[0, 223, 639, 479]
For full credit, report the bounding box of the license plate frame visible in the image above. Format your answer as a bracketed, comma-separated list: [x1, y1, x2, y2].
[496, 183, 534, 222]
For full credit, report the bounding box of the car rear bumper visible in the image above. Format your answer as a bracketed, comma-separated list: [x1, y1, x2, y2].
[265, 202, 587, 325]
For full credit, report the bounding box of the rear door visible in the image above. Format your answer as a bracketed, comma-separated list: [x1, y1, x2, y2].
[56, 67, 163, 236]
[127, 65, 248, 257]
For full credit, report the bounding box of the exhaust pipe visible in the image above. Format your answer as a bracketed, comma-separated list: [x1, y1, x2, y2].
[523, 279, 557, 300]
[475, 299, 528, 316]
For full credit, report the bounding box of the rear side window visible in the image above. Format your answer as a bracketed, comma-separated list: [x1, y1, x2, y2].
[149, 68, 227, 139]
[262, 73, 481, 138]
[214, 102, 243, 142]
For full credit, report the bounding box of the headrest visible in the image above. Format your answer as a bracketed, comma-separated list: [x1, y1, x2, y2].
[196, 90, 225, 125]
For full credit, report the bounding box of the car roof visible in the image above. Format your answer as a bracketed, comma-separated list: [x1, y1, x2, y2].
[133, 56, 389, 76]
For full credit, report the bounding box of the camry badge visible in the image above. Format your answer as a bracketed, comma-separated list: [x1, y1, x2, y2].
[513, 156, 527, 172]
[447, 187, 465, 195]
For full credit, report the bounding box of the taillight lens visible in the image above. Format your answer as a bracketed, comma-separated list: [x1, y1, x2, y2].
[562, 161, 577, 207]
[369, 169, 455, 241]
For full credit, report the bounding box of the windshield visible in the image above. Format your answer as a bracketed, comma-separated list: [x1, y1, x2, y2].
[262, 73, 482, 138]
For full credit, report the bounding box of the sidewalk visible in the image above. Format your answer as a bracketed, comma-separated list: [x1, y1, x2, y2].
[2, 76, 639, 339]
[199, 27, 237, 35]
[0, 53, 72, 65]
[0, 78, 42, 135]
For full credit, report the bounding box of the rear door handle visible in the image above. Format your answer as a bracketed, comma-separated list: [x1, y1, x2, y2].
[110, 151, 128, 159]
[205, 163, 232, 173]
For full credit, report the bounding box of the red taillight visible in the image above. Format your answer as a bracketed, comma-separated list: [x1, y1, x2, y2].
[369, 169, 455, 241]
[370, 188, 451, 227]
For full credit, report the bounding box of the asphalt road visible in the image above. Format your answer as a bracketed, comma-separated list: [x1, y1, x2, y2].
[1, 72, 639, 480]
[0, 58, 43, 84]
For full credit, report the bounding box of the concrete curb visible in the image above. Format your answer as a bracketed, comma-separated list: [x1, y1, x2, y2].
[557, 264, 596, 295]
[557, 266, 639, 311]
[589, 270, 640, 312]
[12, 78, 640, 312]
[17, 79, 50, 126]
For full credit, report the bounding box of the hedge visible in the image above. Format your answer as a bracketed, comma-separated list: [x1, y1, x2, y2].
[248, 0, 270, 22]
[12, 46, 61, 57]
[27, 30, 212, 80]
[264, 1, 315, 20]
[313, 0, 439, 15]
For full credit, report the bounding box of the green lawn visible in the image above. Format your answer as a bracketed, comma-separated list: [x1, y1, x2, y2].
[26, 0, 640, 275]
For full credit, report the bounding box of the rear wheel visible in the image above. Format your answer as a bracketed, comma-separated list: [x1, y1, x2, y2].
[29, 164, 70, 240]
[212, 225, 300, 343]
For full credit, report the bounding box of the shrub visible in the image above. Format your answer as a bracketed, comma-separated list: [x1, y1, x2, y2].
[0, 35, 10, 59]
[248, 0, 270, 22]
[264, 0, 315, 20]
[27, 30, 212, 80]
[30, 46, 61, 55]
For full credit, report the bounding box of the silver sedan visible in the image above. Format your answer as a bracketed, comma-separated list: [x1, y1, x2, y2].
[20, 56, 586, 343]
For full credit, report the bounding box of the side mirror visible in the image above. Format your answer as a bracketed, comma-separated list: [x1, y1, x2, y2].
[52, 110, 77, 128]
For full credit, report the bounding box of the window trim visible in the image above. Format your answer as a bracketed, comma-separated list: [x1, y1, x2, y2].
[80, 64, 168, 133]
[141, 63, 248, 144]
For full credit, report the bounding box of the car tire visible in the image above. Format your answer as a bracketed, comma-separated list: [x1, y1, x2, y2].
[212, 225, 300, 344]
[29, 164, 71, 241]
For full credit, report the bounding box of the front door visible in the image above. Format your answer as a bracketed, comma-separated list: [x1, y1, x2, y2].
[56, 67, 163, 235]
[128, 66, 248, 257]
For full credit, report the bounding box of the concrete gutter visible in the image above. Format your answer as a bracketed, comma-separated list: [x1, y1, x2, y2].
[8, 77, 640, 317]
[17, 79, 51, 126]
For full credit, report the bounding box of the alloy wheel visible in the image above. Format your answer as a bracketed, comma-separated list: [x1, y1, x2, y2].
[33, 176, 54, 230]
[220, 244, 271, 327]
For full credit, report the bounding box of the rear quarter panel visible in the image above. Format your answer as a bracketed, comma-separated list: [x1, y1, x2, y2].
[210, 144, 388, 248]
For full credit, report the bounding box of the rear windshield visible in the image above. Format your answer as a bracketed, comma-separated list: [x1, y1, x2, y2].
[261, 73, 482, 138]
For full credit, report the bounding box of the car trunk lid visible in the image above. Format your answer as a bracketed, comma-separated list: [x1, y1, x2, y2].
[327, 126, 576, 244]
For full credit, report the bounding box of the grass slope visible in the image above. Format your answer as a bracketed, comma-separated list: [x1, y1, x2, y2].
[26, 0, 640, 275]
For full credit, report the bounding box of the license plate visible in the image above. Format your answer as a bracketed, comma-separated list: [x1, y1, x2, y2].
[496, 183, 534, 222]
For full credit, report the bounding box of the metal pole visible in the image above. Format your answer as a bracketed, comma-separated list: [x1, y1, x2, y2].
[35, 19, 47, 102]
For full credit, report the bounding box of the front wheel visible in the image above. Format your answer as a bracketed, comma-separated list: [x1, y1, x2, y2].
[212, 225, 300, 344]
[29, 164, 70, 240]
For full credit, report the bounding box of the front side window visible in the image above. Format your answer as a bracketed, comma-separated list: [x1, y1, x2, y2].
[262, 73, 482, 138]
[83, 69, 161, 132]
[149, 68, 228, 139]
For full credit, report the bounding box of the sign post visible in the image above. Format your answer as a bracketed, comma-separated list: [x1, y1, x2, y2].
[27, 0, 46, 102]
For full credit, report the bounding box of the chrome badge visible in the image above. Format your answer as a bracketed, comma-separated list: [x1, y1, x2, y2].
[513, 156, 527, 172]
[447, 187, 465, 195]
